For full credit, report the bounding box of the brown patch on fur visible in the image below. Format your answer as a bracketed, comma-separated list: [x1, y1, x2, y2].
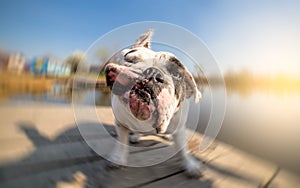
[166, 57, 188, 109]
[169, 56, 185, 70]
[166, 60, 185, 103]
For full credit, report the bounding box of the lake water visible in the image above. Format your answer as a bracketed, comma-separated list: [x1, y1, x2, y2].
[217, 91, 300, 173]
[3, 83, 300, 172]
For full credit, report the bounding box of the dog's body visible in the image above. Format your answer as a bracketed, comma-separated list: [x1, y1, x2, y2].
[105, 30, 203, 177]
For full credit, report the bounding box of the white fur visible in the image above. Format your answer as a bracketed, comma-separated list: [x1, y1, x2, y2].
[107, 30, 203, 177]
[110, 97, 203, 177]
[108, 124, 130, 166]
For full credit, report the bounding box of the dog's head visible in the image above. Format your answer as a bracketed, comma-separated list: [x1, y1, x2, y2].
[105, 30, 201, 133]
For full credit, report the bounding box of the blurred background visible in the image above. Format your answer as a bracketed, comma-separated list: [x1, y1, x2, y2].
[1, 0, 300, 183]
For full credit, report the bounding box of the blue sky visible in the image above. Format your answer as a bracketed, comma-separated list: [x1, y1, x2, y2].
[1, 0, 300, 74]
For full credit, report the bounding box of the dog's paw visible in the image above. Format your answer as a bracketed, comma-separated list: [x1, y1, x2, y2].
[129, 133, 140, 144]
[159, 134, 173, 141]
[184, 156, 204, 178]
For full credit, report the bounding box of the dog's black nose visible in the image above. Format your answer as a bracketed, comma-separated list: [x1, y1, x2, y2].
[143, 67, 164, 83]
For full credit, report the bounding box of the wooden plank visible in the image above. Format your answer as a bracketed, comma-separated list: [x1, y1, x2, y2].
[0, 105, 76, 140]
[0, 141, 99, 181]
[1, 105, 299, 187]
[0, 105, 114, 164]
[1, 129, 299, 188]
[184, 130, 279, 188]
[0, 123, 116, 164]
[0, 136, 170, 182]
[0, 127, 114, 165]
[0, 124, 173, 168]
[201, 147, 277, 187]
[268, 169, 300, 188]
[0, 105, 113, 141]
[0, 146, 183, 188]
[0, 160, 101, 188]
[142, 173, 212, 188]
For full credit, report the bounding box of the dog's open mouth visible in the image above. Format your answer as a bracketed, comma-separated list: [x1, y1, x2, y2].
[106, 64, 173, 133]
[129, 80, 156, 121]
[107, 65, 161, 122]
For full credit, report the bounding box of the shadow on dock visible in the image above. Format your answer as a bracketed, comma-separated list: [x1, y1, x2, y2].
[0, 122, 215, 187]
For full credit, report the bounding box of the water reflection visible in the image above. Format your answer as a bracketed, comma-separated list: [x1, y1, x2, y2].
[3, 81, 111, 106]
[220, 90, 300, 173]
[72, 88, 111, 106]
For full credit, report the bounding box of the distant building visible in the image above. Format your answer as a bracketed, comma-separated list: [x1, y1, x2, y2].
[47, 58, 71, 77]
[0, 51, 73, 77]
[7, 53, 25, 74]
[30, 57, 48, 76]
[30, 56, 71, 77]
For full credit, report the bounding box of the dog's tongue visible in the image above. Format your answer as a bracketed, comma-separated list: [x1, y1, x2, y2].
[153, 88, 175, 133]
[129, 92, 151, 120]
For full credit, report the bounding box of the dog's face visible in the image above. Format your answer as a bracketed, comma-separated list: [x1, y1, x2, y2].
[105, 30, 201, 133]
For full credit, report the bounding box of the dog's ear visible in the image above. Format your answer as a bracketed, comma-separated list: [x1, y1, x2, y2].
[133, 29, 153, 49]
[184, 69, 202, 103]
[169, 57, 202, 103]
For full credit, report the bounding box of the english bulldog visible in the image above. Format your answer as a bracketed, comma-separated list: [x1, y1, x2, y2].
[105, 30, 203, 177]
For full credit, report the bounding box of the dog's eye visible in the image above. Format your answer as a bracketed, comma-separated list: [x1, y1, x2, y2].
[124, 49, 138, 63]
[171, 71, 182, 79]
[124, 56, 135, 63]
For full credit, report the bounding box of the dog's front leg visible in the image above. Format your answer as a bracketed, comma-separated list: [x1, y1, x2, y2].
[173, 127, 203, 178]
[108, 123, 130, 167]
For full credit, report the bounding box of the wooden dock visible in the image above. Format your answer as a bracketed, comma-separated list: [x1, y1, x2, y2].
[0, 104, 299, 188]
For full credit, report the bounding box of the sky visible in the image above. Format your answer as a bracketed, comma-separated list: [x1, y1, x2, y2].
[0, 0, 300, 75]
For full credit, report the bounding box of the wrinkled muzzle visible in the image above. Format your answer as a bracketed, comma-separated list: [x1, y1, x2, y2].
[105, 63, 175, 133]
